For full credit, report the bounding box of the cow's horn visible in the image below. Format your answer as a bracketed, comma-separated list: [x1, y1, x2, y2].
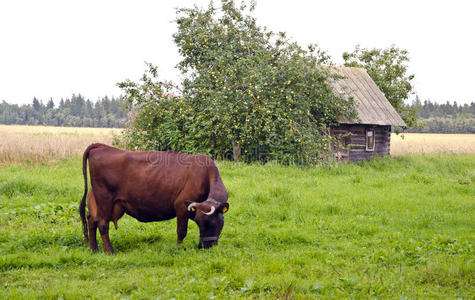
[204, 206, 216, 216]
[187, 202, 198, 211]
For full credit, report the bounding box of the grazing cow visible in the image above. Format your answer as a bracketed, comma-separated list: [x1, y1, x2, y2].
[79, 143, 229, 254]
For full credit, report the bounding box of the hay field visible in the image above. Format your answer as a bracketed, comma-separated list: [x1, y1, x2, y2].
[1, 126, 474, 164]
[391, 133, 475, 156]
[0, 125, 121, 165]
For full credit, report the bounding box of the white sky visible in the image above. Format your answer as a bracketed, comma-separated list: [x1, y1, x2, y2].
[0, 0, 474, 105]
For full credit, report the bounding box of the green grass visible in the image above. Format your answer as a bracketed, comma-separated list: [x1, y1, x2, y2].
[0, 155, 474, 299]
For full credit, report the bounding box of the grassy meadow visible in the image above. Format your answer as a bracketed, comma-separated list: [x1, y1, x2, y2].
[0, 125, 474, 298]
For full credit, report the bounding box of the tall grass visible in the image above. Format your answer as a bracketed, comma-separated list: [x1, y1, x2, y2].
[0, 125, 120, 165]
[391, 133, 475, 155]
[0, 155, 473, 298]
[2, 125, 474, 165]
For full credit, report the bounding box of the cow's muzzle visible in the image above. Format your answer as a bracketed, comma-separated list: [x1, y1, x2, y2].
[198, 236, 218, 249]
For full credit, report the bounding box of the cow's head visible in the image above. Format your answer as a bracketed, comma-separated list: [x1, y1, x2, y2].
[185, 199, 229, 249]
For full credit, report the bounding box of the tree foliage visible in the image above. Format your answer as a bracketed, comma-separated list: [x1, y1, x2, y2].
[405, 97, 475, 133]
[119, 0, 356, 164]
[343, 45, 417, 127]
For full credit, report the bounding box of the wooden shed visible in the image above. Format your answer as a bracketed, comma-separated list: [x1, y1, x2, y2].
[326, 66, 406, 162]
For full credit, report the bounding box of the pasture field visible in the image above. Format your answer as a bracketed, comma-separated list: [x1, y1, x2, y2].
[0, 154, 474, 298]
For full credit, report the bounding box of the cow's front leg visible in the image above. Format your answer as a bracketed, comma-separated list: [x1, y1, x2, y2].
[176, 210, 189, 245]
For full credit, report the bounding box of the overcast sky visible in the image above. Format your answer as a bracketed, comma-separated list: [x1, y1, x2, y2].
[1, 0, 474, 105]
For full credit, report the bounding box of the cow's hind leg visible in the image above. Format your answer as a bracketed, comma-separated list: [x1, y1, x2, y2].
[98, 219, 115, 254]
[88, 217, 99, 252]
[92, 188, 117, 254]
[87, 190, 99, 252]
[97, 203, 125, 253]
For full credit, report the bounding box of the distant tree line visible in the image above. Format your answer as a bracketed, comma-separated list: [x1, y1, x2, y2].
[0, 94, 127, 128]
[1, 93, 473, 133]
[406, 96, 475, 133]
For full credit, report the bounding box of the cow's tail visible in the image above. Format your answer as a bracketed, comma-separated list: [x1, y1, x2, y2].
[79, 143, 102, 243]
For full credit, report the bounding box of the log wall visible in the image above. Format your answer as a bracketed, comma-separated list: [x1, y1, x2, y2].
[330, 124, 391, 162]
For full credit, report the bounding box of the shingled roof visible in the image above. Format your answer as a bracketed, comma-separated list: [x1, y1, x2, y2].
[326, 66, 406, 127]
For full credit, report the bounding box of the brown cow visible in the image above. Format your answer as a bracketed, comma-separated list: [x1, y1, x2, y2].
[79, 143, 229, 254]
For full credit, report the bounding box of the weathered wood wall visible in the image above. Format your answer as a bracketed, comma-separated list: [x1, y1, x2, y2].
[330, 124, 391, 162]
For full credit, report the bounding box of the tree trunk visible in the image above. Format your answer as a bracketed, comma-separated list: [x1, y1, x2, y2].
[232, 140, 241, 162]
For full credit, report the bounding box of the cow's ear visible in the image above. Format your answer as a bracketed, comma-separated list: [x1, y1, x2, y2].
[184, 200, 196, 212]
[221, 203, 229, 214]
